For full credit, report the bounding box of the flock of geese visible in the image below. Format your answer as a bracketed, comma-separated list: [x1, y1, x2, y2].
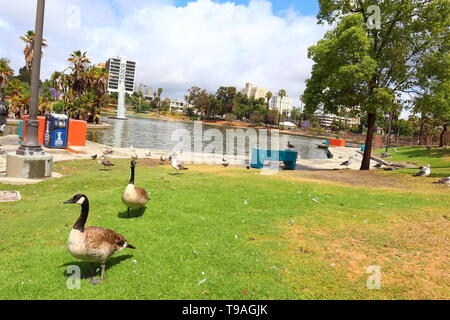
[64, 146, 235, 285]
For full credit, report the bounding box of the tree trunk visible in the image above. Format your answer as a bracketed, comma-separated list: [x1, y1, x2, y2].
[440, 123, 448, 147]
[360, 112, 377, 170]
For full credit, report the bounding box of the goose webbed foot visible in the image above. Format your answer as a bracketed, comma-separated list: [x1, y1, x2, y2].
[90, 264, 105, 285]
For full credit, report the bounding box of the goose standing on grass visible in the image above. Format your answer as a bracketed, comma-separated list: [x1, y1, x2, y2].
[433, 177, 450, 185]
[63, 194, 136, 285]
[340, 157, 353, 169]
[122, 160, 149, 217]
[171, 155, 188, 174]
[414, 164, 431, 177]
[91, 154, 98, 160]
[222, 157, 230, 167]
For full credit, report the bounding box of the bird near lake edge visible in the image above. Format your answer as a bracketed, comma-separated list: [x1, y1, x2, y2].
[433, 177, 450, 185]
[99, 156, 115, 170]
[91, 154, 98, 160]
[340, 157, 353, 169]
[63, 194, 136, 285]
[413, 164, 431, 177]
[171, 155, 189, 174]
[287, 141, 295, 149]
[122, 160, 149, 218]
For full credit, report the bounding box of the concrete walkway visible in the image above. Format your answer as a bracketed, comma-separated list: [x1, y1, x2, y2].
[0, 135, 382, 185]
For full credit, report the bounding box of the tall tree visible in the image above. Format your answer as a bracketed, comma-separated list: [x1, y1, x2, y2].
[277, 89, 287, 128]
[0, 58, 14, 98]
[303, 0, 449, 169]
[265, 91, 273, 127]
[20, 30, 48, 70]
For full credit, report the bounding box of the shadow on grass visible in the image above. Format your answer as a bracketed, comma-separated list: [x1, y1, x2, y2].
[399, 148, 449, 160]
[117, 207, 147, 219]
[60, 254, 134, 278]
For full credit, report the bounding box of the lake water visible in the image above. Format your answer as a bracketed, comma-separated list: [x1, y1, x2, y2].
[86, 117, 328, 159]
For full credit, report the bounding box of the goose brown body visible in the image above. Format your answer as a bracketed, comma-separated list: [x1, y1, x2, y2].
[68, 227, 135, 264]
[122, 161, 149, 215]
[64, 194, 135, 284]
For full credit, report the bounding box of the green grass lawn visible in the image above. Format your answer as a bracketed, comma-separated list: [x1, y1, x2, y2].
[375, 146, 450, 177]
[0, 157, 449, 300]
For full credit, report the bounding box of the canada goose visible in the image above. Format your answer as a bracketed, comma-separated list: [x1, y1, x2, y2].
[145, 149, 152, 158]
[91, 154, 98, 160]
[340, 157, 353, 169]
[222, 158, 230, 167]
[414, 164, 431, 177]
[122, 160, 149, 217]
[99, 156, 115, 170]
[171, 155, 188, 174]
[63, 194, 136, 285]
[287, 141, 295, 149]
[160, 153, 168, 162]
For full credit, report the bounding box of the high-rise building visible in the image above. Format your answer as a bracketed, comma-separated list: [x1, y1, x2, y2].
[270, 96, 294, 114]
[105, 56, 136, 94]
[240, 83, 269, 100]
[136, 83, 153, 98]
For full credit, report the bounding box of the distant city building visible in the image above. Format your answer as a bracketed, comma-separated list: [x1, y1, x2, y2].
[169, 99, 193, 112]
[270, 96, 294, 114]
[105, 56, 136, 94]
[135, 83, 152, 98]
[240, 82, 269, 100]
[314, 113, 361, 128]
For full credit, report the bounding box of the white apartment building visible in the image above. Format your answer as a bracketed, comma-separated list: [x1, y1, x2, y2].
[270, 96, 294, 114]
[169, 99, 193, 112]
[240, 82, 269, 100]
[105, 56, 136, 94]
[314, 113, 361, 128]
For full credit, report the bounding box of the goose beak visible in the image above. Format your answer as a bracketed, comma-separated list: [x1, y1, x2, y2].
[64, 200, 74, 204]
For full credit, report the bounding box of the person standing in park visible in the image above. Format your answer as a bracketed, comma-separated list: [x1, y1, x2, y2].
[0, 98, 8, 136]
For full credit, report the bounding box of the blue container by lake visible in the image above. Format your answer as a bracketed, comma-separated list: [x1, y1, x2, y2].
[251, 148, 298, 170]
[18, 120, 23, 141]
[361, 144, 366, 152]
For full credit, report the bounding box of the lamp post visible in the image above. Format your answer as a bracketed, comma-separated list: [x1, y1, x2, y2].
[6, 0, 53, 179]
[17, 0, 45, 156]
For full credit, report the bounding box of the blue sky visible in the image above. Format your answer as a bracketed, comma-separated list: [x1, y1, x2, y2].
[173, 0, 320, 16]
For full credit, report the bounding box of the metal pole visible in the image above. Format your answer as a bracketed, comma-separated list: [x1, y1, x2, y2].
[17, 0, 45, 156]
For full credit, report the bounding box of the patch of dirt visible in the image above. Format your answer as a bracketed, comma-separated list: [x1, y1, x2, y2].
[139, 159, 162, 168]
[59, 166, 79, 172]
[282, 214, 450, 299]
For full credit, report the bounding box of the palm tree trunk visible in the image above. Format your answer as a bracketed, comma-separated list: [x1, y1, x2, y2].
[360, 112, 377, 170]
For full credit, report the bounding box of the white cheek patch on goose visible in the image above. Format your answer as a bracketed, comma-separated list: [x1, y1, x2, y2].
[76, 197, 86, 205]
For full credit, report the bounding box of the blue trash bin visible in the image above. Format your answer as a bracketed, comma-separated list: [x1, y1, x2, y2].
[361, 144, 366, 152]
[44, 114, 69, 149]
[251, 148, 298, 170]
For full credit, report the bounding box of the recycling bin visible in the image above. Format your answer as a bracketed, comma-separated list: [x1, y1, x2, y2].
[44, 114, 69, 149]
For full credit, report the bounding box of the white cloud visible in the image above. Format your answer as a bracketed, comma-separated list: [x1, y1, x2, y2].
[0, 0, 330, 104]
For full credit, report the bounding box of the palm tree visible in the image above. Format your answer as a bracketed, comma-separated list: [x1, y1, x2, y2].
[156, 88, 163, 115]
[277, 89, 287, 128]
[68, 51, 91, 96]
[265, 91, 273, 127]
[0, 58, 14, 97]
[20, 30, 48, 70]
